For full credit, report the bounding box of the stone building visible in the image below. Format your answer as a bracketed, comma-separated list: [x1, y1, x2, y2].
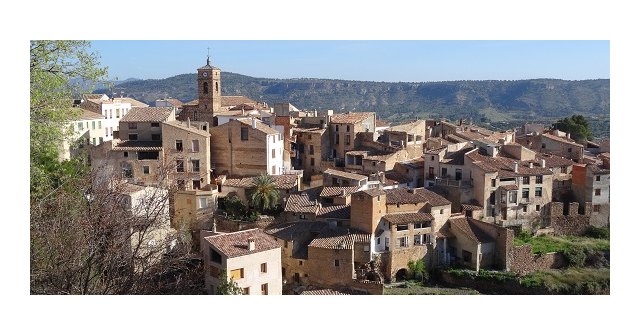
[572, 163, 610, 227]
[328, 112, 376, 163]
[60, 108, 107, 161]
[516, 130, 584, 161]
[209, 118, 284, 177]
[161, 120, 211, 190]
[202, 229, 282, 295]
[292, 127, 330, 179]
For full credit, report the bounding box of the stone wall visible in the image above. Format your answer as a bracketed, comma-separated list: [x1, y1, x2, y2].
[467, 218, 513, 270]
[349, 279, 384, 295]
[510, 244, 567, 275]
[549, 201, 593, 235]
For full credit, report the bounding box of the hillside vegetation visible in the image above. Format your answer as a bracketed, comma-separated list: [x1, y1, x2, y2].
[95, 72, 610, 138]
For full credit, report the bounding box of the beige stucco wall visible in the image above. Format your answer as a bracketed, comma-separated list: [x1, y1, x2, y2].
[205, 247, 282, 295]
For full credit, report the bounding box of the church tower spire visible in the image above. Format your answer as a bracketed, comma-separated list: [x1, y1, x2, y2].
[197, 48, 221, 115]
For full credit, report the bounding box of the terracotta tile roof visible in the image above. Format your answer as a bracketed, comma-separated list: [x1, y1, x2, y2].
[121, 107, 173, 123]
[384, 171, 413, 184]
[299, 289, 348, 295]
[184, 99, 199, 106]
[83, 93, 107, 101]
[324, 168, 367, 181]
[358, 188, 386, 197]
[73, 107, 105, 120]
[385, 188, 451, 206]
[397, 157, 425, 169]
[500, 184, 519, 191]
[293, 127, 325, 134]
[446, 134, 468, 143]
[330, 112, 376, 124]
[264, 221, 326, 242]
[468, 150, 552, 176]
[441, 145, 474, 165]
[588, 164, 610, 174]
[345, 150, 371, 156]
[307, 227, 370, 250]
[235, 118, 280, 135]
[112, 140, 163, 151]
[221, 95, 258, 107]
[542, 132, 581, 146]
[456, 131, 486, 141]
[320, 186, 360, 198]
[531, 153, 573, 168]
[449, 218, 493, 243]
[284, 188, 321, 214]
[425, 146, 447, 155]
[386, 120, 423, 133]
[120, 97, 149, 107]
[317, 205, 350, 219]
[225, 175, 299, 190]
[204, 229, 280, 259]
[461, 203, 484, 211]
[376, 119, 390, 127]
[166, 98, 183, 107]
[383, 212, 434, 225]
[163, 121, 210, 137]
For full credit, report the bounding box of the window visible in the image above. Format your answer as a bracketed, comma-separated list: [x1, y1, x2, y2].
[192, 179, 201, 189]
[307, 134, 311, 140]
[396, 236, 409, 248]
[230, 268, 244, 280]
[192, 160, 200, 172]
[300, 214, 307, 219]
[335, 134, 339, 144]
[151, 134, 161, 141]
[92, 138, 96, 145]
[309, 145, 314, 155]
[364, 245, 370, 252]
[346, 125, 350, 132]
[209, 248, 222, 264]
[128, 134, 138, 140]
[522, 188, 529, 199]
[261, 283, 268, 295]
[261, 263, 267, 273]
[176, 140, 183, 151]
[109, 110, 113, 119]
[91, 121, 95, 130]
[523, 176, 530, 184]
[397, 224, 409, 231]
[215, 82, 219, 92]
[77, 122, 83, 130]
[243, 287, 250, 295]
[536, 205, 541, 211]
[203, 82, 209, 94]
[536, 175, 543, 184]
[522, 205, 528, 213]
[463, 250, 472, 263]
[124, 152, 128, 157]
[128, 122, 137, 129]
[491, 178, 496, 187]
[346, 134, 351, 145]
[99, 137, 103, 144]
[151, 122, 159, 128]
[335, 125, 339, 131]
[377, 237, 381, 245]
[414, 223, 427, 229]
[535, 187, 542, 197]
[595, 189, 601, 196]
[310, 158, 315, 166]
[542, 143, 546, 149]
[334, 260, 340, 267]
[143, 166, 150, 174]
[561, 166, 568, 173]
[98, 121, 102, 129]
[272, 165, 276, 175]
[272, 135, 276, 143]
[568, 147, 572, 153]
[272, 149, 276, 159]
[431, 155, 435, 161]
[441, 167, 447, 177]
[116, 109, 120, 118]
[509, 191, 517, 204]
[596, 175, 601, 181]
[593, 204, 601, 212]
[241, 127, 249, 141]
[440, 209, 444, 214]
[192, 140, 199, 152]
[198, 197, 207, 209]
[176, 160, 184, 172]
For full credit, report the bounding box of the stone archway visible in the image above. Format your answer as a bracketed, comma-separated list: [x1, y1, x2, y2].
[395, 268, 408, 281]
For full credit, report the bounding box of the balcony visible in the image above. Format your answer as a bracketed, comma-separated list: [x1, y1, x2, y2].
[434, 177, 472, 188]
[282, 168, 304, 177]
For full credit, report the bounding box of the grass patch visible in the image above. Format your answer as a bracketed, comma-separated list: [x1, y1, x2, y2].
[514, 231, 609, 265]
[384, 281, 480, 295]
[520, 268, 610, 294]
[445, 269, 518, 282]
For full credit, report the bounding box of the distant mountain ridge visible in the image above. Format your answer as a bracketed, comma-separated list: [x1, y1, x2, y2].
[93, 72, 609, 127]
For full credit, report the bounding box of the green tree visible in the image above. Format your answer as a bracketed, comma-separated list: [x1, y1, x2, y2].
[407, 259, 427, 282]
[30, 40, 108, 198]
[249, 174, 279, 213]
[551, 114, 594, 141]
[216, 269, 243, 295]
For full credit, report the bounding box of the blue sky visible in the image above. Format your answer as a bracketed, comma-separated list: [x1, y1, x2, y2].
[90, 40, 609, 82]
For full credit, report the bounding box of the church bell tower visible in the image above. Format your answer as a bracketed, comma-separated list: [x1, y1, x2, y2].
[197, 54, 221, 115]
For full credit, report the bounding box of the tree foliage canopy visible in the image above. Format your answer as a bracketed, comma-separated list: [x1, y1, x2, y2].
[216, 270, 243, 295]
[551, 114, 594, 141]
[249, 174, 279, 213]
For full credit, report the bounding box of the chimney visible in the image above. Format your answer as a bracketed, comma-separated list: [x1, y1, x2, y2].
[252, 117, 257, 129]
[242, 107, 245, 116]
[528, 162, 533, 168]
[340, 189, 346, 197]
[187, 117, 191, 128]
[541, 159, 546, 168]
[513, 162, 519, 173]
[410, 188, 417, 194]
[248, 238, 255, 251]
[566, 133, 571, 139]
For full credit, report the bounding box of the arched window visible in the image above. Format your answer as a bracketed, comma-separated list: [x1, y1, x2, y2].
[215, 82, 219, 92]
[203, 82, 209, 94]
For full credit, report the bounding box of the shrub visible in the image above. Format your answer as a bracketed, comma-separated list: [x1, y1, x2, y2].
[563, 246, 587, 267]
[584, 226, 609, 239]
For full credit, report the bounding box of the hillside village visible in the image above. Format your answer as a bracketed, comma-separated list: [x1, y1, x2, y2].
[62, 57, 610, 295]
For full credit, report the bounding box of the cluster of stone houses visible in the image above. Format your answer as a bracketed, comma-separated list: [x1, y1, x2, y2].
[61, 57, 610, 295]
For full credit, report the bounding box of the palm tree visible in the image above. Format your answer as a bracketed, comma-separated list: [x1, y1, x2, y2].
[249, 174, 279, 213]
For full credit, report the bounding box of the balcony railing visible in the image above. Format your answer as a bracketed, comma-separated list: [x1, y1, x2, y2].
[434, 177, 472, 188]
